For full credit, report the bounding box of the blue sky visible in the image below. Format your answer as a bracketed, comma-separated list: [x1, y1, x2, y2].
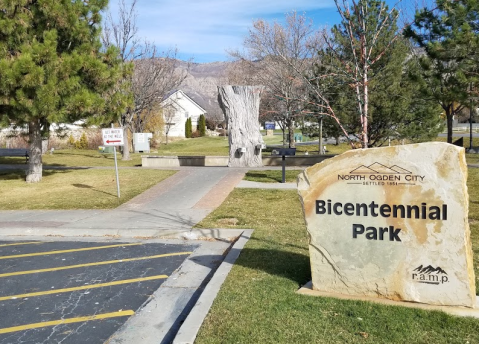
[104, 0, 413, 63]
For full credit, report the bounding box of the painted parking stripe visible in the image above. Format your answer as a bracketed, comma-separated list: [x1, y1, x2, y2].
[0, 251, 193, 278]
[0, 310, 135, 334]
[0, 243, 141, 260]
[0, 275, 168, 301]
[0, 242, 45, 248]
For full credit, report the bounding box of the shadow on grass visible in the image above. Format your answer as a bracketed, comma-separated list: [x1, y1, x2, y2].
[245, 172, 270, 180]
[0, 169, 66, 180]
[72, 183, 116, 197]
[195, 247, 311, 286]
[0, 157, 28, 164]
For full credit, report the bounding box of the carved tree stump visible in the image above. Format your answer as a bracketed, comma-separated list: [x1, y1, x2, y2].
[218, 85, 265, 167]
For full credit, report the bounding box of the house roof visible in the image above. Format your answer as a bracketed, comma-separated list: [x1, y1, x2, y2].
[161, 90, 207, 114]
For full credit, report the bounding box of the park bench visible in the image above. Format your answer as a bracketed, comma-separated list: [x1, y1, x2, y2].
[0, 149, 29, 163]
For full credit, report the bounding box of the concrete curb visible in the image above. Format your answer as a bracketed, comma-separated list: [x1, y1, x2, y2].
[172, 229, 254, 344]
[106, 238, 234, 344]
[0, 227, 245, 241]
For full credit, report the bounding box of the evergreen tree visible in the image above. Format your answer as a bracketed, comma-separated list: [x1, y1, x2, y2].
[327, 0, 402, 147]
[75, 133, 88, 150]
[309, 1, 442, 147]
[0, 0, 128, 182]
[404, 0, 479, 143]
[348, 37, 443, 146]
[68, 134, 76, 147]
[185, 118, 192, 138]
[198, 114, 206, 137]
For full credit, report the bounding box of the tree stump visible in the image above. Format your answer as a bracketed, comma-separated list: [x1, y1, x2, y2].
[218, 85, 265, 167]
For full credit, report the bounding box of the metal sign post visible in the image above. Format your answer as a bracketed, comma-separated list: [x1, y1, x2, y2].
[113, 146, 120, 199]
[102, 127, 124, 199]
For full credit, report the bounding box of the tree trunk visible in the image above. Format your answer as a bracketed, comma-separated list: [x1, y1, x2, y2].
[287, 119, 295, 148]
[446, 109, 453, 144]
[26, 119, 43, 183]
[218, 85, 265, 167]
[362, 64, 369, 149]
[122, 126, 131, 160]
[282, 127, 287, 146]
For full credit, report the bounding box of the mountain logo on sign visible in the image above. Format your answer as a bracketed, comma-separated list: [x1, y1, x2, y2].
[414, 265, 447, 275]
[350, 162, 412, 174]
[412, 265, 449, 285]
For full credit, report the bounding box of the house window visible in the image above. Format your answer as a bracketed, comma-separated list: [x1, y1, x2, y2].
[185, 112, 189, 118]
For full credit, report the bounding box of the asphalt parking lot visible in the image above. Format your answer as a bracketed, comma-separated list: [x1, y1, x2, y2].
[0, 240, 198, 344]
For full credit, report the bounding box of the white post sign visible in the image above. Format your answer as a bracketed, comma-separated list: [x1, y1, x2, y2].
[102, 128, 124, 199]
[102, 128, 124, 146]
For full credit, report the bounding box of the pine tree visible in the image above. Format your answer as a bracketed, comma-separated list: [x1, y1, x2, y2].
[185, 118, 192, 138]
[198, 114, 206, 137]
[404, 0, 479, 143]
[0, 0, 128, 182]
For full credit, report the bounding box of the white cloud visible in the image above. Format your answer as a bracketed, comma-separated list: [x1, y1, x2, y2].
[120, 0, 335, 61]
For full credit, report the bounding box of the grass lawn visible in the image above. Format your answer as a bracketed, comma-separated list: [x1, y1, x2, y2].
[0, 169, 175, 209]
[0, 149, 143, 167]
[155, 137, 229, 156]
[195, 168, 479, 344]
[244, 170, 302, 183]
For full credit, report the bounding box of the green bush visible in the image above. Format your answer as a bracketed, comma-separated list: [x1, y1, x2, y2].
[185, 118, 192, 138]
[199, 114, 206, 137]
[68, 134, 75, 147]
[75, 132, 88, 149]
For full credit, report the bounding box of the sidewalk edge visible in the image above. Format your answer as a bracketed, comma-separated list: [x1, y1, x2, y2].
[172, 229, 254, 344]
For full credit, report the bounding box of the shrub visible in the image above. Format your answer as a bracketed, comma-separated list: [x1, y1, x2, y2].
[75, 132, 88, 149]
[198, 114, 206, 137]
[68, 134, 75, 147]
[185, 118, 192, 138]
[205, 117, 216, 130]
[191, 130, 201, 138]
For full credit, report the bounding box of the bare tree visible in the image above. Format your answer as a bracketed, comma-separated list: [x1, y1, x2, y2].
[130, 47, 188, 131]
[218, 86, 265, 167]
[229, 12, 321, 148]
[238, 1, 402, 150]
[325, 0, 402, 148]
[103, 0, 189, 159]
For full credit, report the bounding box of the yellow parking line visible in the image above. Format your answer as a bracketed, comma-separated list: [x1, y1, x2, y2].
[0, 251, 193, 278]
[0, 310, 135, 334]
[0, 243, 141, 260]
[0, 242, 44, 248]
[0, 275, 168, 302]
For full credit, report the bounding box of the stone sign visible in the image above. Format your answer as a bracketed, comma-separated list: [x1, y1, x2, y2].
[297, 142, 476, 307]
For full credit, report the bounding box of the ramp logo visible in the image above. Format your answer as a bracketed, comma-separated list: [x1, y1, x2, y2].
[412, 265, 449, 285]
[337, 162, 424, 186]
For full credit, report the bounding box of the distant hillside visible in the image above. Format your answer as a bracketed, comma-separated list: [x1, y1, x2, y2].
[176, 61, 231, 121]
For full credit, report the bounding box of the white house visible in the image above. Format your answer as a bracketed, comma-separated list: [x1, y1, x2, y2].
[161, 90, 207, 138]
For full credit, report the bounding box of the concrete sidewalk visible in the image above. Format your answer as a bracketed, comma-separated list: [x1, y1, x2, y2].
[0, 166, 299, 238]
[0, 167, 247, 238]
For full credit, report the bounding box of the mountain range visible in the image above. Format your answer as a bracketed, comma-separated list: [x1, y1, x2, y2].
[176, 60, 231, 120]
